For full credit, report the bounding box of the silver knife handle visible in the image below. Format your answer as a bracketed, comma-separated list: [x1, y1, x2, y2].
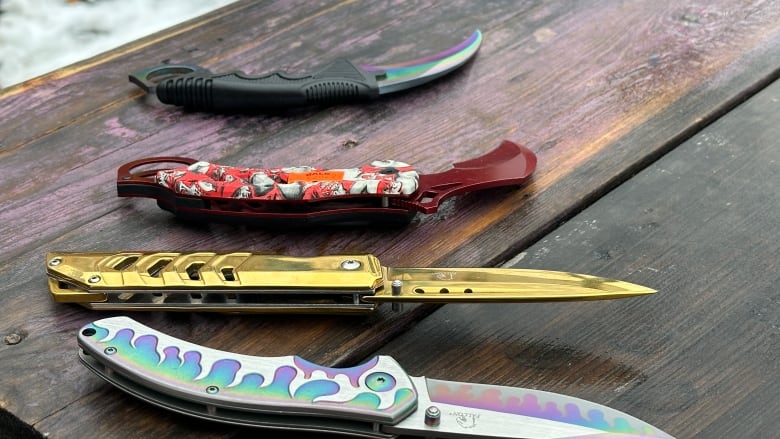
[78, 317, 417, 436]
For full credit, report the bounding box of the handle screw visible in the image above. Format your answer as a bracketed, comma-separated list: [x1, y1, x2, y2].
[424, 405, 441, 426]
[206, 386, 219, 394]
[340, 260, 361, 270]
[391, 279, 403, 312]
[49, 258, 62, 266]
[88, 275, 101, 283]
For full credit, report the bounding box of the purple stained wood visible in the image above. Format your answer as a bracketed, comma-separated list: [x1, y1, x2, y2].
[0, 0, 779, 437]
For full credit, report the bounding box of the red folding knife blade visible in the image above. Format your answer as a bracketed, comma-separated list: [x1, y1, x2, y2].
[116, 140, 536, 227]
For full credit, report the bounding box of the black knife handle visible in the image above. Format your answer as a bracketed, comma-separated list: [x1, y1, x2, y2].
[153, 59, 381, 112]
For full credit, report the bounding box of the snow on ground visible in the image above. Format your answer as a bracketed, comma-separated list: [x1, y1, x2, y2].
[0, 0, 236, 88]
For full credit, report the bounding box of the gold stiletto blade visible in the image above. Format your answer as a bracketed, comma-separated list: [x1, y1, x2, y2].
[46, 251, 655, 314]
[370, 267, 655, 303]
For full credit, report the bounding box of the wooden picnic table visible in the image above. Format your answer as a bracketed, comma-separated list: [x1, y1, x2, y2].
[1, 1, 778, 437]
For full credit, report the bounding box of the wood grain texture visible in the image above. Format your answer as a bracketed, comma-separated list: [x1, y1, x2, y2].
[377, 78, 780, 438]
[2, 1, 779, 266]
[0, 0, 779, 437]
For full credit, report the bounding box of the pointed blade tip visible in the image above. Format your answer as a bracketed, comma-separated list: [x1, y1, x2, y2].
[396, 378, 674, 439]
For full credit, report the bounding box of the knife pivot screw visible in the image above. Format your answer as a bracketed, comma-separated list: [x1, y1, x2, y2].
[365, 372, 396, 392]
[206, 385, 219, 394]
[104, 346, 117, 355]
[88, 275, 101, 283]
[49, 257, 62, 266]
[340, 259, 362, 270]
[391, 280, 403, 311]
[424, 405, 441, 426]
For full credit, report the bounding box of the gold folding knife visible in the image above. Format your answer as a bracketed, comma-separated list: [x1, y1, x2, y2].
[47, 252, 655, 314]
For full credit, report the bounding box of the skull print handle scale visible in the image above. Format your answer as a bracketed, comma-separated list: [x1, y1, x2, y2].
[116, 140, 537, 227]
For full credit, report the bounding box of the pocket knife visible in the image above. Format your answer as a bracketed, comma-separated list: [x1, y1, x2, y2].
[48, 251, 655, 314]
[129, 30, 481, 112]
[78, 316, 674, 438]
[116, 140, 536, 227]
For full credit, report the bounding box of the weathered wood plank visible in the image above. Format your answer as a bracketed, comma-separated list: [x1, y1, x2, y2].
[375, 78, 780, 438]
[0, 1, 779, 437]
[2, 1, 779, 266]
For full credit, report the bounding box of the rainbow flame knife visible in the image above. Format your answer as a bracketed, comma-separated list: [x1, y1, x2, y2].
[129, 30, 482, 112]
[48, 252, 655, 314]
[78, 316, 674, 438]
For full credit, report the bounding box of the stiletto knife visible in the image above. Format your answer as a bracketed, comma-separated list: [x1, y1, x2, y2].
[116, 140, 536, 227]
[48, 252, 655, 314]
[78, 316, 674, 438]
[129, 30, 482, 112]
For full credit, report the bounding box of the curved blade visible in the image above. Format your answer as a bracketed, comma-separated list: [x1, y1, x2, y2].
[385, 378, 674, 439]
[361, 30, 482, 94]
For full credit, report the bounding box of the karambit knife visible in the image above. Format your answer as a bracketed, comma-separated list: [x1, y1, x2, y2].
[48, 252, 656, 314]
[78, 316, 674, 438]
[129, 30, 482, 112]
[116, 140, 536, 227]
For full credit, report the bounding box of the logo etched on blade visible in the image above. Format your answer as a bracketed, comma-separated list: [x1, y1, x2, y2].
[434, 271, 457, 280]
[451, 411, 480, 429]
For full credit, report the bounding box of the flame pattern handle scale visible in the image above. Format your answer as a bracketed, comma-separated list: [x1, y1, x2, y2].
[78, 316, 417, 438]
[129, 30, 482, 112]
[115, 140, 536, 227]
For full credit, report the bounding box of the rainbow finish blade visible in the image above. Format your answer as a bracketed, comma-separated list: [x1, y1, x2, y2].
[386, 378, 674, 438]
[362, 30, 482, 94]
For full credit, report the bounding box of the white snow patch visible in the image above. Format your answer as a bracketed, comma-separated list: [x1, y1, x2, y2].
[0, 0, 236, 87]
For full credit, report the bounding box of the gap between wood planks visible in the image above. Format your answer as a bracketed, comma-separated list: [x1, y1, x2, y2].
[486, 63, 780, 271]
[326, 63, 780, 370]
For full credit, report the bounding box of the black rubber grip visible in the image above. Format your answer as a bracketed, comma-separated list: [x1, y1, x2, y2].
[154, 59, 381, 112]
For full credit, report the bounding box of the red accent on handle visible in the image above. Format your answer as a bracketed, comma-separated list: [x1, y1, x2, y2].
[117, 157, 199, 186]
[398, 140, 536, 214]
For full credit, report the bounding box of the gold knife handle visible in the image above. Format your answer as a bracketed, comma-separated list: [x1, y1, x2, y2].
[47, 252, 384, 313]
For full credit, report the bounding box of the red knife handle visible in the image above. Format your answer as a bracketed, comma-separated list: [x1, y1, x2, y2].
[114, 140, 535, 226]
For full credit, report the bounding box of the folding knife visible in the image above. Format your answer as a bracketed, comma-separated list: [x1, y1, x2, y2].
[129, 30, 482, 112]
[116, 140, 536, 227]
[48, 251, 655, 314]
[78, 316, 674, 438]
